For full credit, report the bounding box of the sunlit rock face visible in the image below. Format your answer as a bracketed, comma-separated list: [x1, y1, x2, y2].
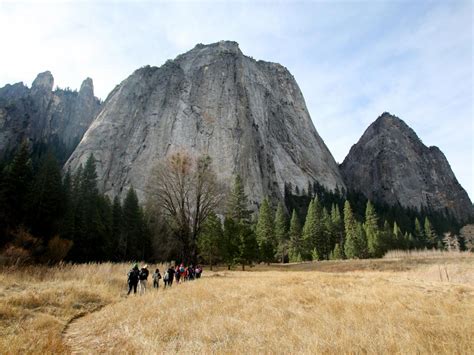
[66, 41, 344, 207]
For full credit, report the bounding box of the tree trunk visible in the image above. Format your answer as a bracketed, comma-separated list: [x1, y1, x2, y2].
[242, 263, 245, 271]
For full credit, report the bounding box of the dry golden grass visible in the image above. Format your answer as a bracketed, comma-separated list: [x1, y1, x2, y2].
[1, 254, 473, 354]
[0, 263, 142, 353]
[64, 255, 474, 354]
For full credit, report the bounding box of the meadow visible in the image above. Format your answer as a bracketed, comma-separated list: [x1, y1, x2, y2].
[0, 252, 473, 354]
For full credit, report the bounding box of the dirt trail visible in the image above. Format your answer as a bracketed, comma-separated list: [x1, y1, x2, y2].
[62, 297, 127, 354]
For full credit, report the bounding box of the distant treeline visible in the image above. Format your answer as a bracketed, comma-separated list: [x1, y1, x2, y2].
[0, 143, 469, 265]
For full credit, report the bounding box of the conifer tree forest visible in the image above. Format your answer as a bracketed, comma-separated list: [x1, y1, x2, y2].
[0, 143, 470, 266]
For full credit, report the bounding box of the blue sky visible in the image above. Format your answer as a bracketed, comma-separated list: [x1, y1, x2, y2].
[0, 0, 472, 200]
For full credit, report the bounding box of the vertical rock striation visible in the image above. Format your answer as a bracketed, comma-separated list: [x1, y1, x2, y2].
[66, 41, 345, 207]
[0, 71, 102, 159]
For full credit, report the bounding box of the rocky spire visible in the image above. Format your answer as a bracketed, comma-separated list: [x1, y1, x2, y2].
[31, 71, 54, 92]
[79, 77, 94, 97]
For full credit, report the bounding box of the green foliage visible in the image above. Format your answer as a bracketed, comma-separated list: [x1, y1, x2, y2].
[302, 199, 317, 260]
[0, 141, 33, 230]
[424, 217, 438, 248]
[274, 202, 288, 263]
[27, 151, 64, 239]
[256, 198, 275, 263]
[227, 175, 252, 222]
[364, 201, 382, 257]
[330, 243, 343, 260]
[198, 212, 223, 269]
[288, 209, 304, 262]
[343, 201, 358, 259]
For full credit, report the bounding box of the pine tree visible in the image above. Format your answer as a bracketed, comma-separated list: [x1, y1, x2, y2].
[237, 222, 258, 270]
[356, 222, 368, 258]
[302, 199, 317, 260]
[424, 217, 438, 248]
[256, 198, 275, 263]
[227, 175, 252, 222]
[225, 175, 254, 269]
[27, 151, 63, 239]
[122, 187, 145, 260]
[274, 202, 288, 263]
[112, 195, 123, 260]
[0, 141, 33, 228]
[198, 212, 223, 270]
[330, 243, 343, 260]
[344, 200, 358, 259]
[414, 217, 425, 248]
[364, 201, 381, 257]
[393, 221, 402, 249]
[223, 217, 239, 269]
[288, 209, 303, 262]
[319, 207, 332, 260]
[330, 204, 344, 256]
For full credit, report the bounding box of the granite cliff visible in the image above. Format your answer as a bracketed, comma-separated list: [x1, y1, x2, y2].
[0, 71, 101, 160]
[341, 113, 473, 222]
[66, 41, 345, 206]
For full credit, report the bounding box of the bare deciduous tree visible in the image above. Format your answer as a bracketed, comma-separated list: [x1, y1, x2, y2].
[147, 151, 224, 263]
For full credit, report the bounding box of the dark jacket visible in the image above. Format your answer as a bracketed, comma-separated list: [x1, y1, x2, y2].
[139, 268, 149, 281]
[128, 267, 140, 284]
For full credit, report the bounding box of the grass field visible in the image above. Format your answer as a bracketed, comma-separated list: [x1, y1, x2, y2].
[1, 253, 473, 354]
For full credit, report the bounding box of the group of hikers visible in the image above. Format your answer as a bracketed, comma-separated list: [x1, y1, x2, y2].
[127, 263, 203, 295]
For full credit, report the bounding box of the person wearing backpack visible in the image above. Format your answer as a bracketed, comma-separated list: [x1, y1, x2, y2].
[138, 265, 149, 295]
[127, 263, 140, 295]
[167, 265, 175, 287]
[152, 268, 162, 289]
[163, 270, 169, 288]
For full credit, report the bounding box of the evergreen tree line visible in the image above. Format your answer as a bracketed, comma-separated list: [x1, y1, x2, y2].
[0, 142, 469, 265]
[197, 177, 467, 267]
[0, 143, 150, 263]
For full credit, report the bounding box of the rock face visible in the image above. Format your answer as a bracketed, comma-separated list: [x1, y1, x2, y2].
[341, 112, 473, 222]
[66, 41, 345, 206]
[0, 71, 102, 159]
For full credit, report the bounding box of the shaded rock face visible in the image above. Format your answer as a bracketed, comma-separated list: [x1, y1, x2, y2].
[0, 71, 102, 159]
[341, 112, 473, 222]
[66, 41, 345, 206]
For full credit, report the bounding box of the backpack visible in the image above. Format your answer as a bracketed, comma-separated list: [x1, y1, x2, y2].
[164, 271, 169, 281]
[128, 269, 139, 283]
[179, 266, 185, 273]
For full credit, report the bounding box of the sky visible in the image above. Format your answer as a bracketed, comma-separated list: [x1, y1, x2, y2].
[0, 0, 472, 200]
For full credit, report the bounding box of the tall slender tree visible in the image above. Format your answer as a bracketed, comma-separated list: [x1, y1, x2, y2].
[198, 212, 223, 270]
[274, 202, 288, 263]
[288, 209, 303, 262]
[344, 200, 358, 259]
[424, 217, 438, 248]
[364, 201, 381, 257]
[256, 198, 275, 263]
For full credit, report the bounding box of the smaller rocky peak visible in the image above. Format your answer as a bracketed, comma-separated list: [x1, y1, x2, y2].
[368, 112, 420, 144]
[79, 77, 94, 97]
[32, 71, 54, 92]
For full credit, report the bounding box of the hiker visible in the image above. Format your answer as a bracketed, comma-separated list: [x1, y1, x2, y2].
[138, 264, 149, 295]
[163, 270, 170, 288]
[175, 265, 181, 284]
[167, 265, 175, 287]
[195, 265, 202, 279]
[179, 263, 186, 282]
[152, 268, 161, 289]
[127, 263, 140, 295]
[187, 265, 195, 281]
